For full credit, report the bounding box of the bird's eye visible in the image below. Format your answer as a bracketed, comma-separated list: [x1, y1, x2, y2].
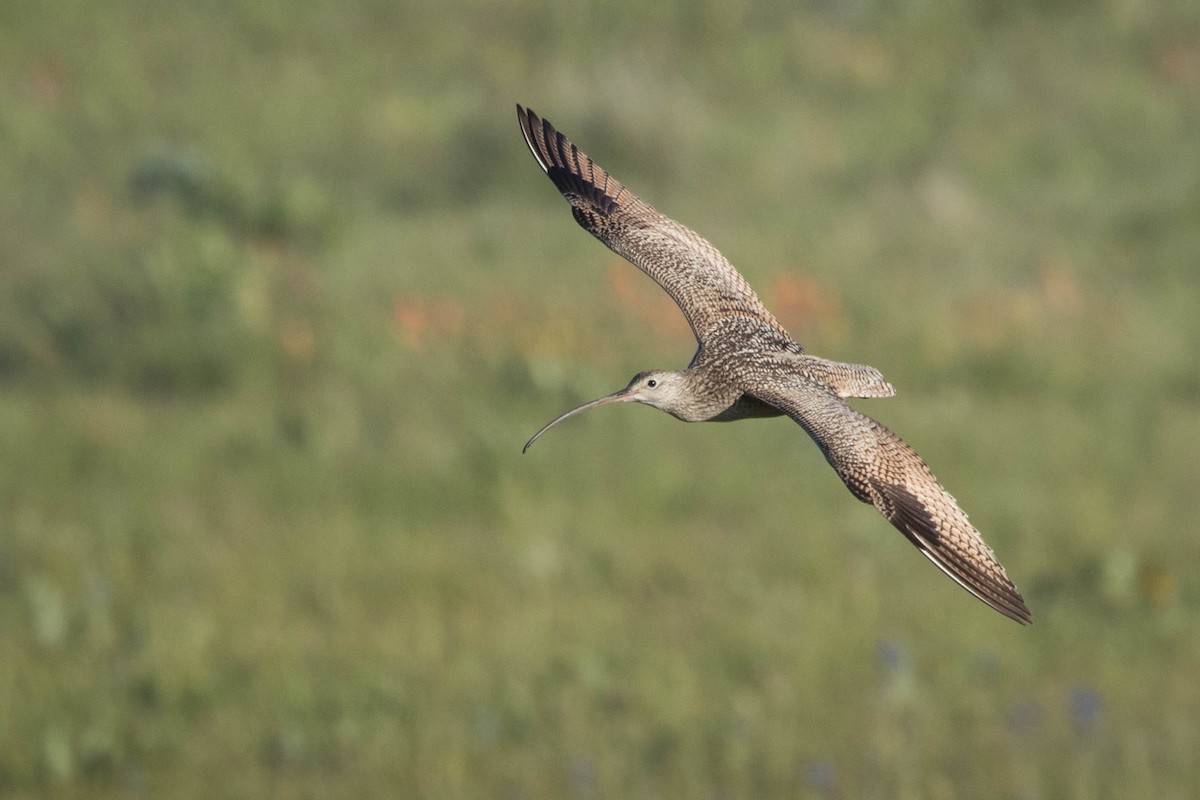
[646, 379, 658, 388]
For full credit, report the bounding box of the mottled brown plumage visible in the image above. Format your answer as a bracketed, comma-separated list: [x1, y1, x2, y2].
[516, 105, 1031, 624]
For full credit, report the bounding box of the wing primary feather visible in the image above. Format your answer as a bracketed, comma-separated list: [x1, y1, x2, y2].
[545, 117, 563, 169]
[879, 483, 1031, 624]
[516, 106, 549, 173]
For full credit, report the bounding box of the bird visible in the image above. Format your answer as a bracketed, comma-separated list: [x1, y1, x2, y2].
[515, 104, 1031, 624]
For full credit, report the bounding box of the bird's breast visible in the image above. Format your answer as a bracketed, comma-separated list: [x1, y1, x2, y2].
[706, 393, 785, 422]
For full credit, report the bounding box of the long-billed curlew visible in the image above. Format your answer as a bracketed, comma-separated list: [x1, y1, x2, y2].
[516, 105, 1031, 624]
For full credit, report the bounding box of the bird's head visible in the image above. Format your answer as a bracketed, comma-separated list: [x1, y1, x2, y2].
[522, 370, 687, 453]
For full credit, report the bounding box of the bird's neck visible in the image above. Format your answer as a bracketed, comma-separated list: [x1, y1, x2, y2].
[661, 367, 743, 423]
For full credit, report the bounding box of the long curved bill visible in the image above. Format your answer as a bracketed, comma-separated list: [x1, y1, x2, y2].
[522, 388, 635, 453]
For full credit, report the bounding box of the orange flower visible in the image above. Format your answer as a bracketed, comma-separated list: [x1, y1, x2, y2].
[606, 260, 690, 341]
[1039, 259, 1083, 316]
[278, 320, 315, 361]
[393, 298, 430, 349]
[392, 295, 465, 350]
[769, 273, 843, 334]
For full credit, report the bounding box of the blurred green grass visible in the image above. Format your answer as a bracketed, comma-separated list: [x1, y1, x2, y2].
[2, 0, 1200, 797]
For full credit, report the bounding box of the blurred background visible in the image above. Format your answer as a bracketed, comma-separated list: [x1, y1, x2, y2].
[2, 0, 1199, 797]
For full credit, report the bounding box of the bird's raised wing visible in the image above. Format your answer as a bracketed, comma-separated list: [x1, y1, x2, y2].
[517, 105, 786, 344]
[747, 375, 1031, 623]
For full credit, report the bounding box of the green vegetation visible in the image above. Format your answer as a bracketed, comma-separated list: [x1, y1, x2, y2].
[2, 0, 1199, 796]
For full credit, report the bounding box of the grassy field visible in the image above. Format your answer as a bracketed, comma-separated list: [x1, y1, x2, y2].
[2, 0, 1200, 797]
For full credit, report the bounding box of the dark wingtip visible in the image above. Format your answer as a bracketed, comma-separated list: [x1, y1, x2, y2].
[514, 106, 625, 217]
[516, 104, 535, 127]
[516, 105, 551, 174]
[880, 483, 1033, 625]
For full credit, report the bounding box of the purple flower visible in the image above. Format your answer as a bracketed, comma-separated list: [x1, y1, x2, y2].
[1070, 686, 1103, 736]
[1005, 700, 1042, 737]
[804, 760, 837, 797]
[875, 638, 911, 676]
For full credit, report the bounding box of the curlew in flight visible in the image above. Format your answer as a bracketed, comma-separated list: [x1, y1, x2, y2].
[516, 105, 1031, 624]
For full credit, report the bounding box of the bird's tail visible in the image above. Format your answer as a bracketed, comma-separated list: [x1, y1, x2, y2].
[795, 355, 896, 399]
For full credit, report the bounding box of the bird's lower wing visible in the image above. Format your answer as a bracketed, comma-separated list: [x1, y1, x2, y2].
[747, 377, 1032, 624]
[517, 105, 786, 343]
